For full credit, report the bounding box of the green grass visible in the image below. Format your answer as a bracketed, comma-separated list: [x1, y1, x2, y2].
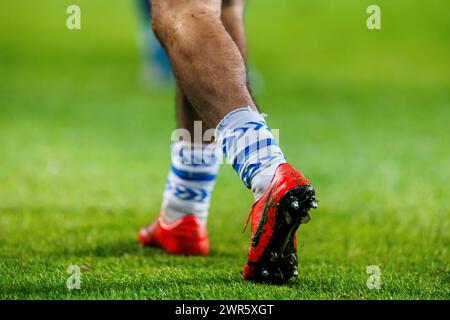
[0, 0, 449, 299]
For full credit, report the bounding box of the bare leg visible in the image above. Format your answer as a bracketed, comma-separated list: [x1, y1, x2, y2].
[175, 0, 248, 139]
[175, 86, 205, 138]
[152, 0, 255, 128]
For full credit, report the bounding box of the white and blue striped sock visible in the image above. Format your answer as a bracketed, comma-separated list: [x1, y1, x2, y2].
[216, 107, 286, 201]
[161, 141, 220, 225]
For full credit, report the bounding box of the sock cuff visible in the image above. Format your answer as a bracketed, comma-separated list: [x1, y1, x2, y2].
[170, 141, 221, 171]
[215, 106, 263, 139]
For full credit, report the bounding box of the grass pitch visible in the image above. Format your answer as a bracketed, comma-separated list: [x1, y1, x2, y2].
[0, 0, 449, 299]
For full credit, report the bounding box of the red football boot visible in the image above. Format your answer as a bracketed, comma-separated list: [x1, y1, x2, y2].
[242, 163, 318, 283]
[138, 213, 209, 256]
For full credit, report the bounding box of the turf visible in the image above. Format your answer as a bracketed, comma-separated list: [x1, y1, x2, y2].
[0, 0, 449, 299]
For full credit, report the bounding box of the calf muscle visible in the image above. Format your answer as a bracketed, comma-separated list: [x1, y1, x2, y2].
[152, 0, 255, 128]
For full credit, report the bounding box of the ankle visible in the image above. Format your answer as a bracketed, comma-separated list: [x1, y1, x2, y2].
[250, 162, 285, 201]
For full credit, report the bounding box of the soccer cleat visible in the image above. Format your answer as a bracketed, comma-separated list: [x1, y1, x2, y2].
[138, 213, 209, 256]
[242, 163, 318, 284]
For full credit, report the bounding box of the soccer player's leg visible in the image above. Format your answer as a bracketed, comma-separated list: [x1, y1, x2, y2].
[138, 85, 219, 256]
[151, 0, 318, 283]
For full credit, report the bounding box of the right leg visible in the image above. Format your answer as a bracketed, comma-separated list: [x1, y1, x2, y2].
[150, 0, 318, 283]
[174, 0, 249, 139]
[152, 0, 255, 127]
[152, 0, 281, 200]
